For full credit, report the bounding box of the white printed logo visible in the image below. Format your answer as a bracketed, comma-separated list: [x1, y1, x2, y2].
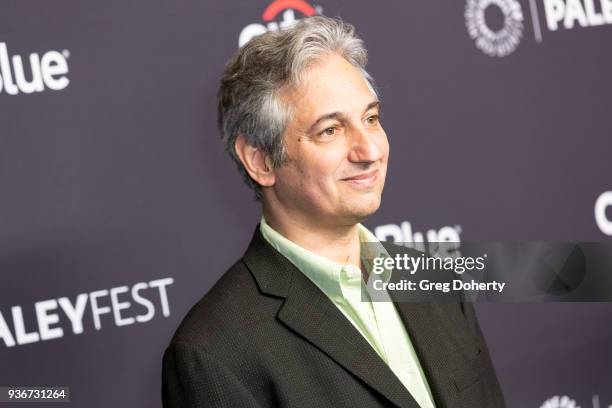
[0, 43, 70, 95]
[238, 0, 321, 46]
[466, 0, 612, 57]
[540, 395, 581, 408]
[595, 191, 612, 236]
[543, 0, 612, 32]
[465, 0, 525, 57]
[0, 277, 174, 347]
[374, 220, 462, 246]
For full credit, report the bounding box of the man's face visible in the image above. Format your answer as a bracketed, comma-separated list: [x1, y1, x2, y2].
[270, 53, 389, 227]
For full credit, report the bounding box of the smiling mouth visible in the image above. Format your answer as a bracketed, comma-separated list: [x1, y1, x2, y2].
[342, 170, 379, 186]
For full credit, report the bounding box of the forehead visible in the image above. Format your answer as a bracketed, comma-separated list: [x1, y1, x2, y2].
[284, 54, 376, 124]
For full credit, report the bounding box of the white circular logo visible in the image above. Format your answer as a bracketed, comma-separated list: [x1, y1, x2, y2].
[540, 395, 581, 408]
[465, 0, 524, 57]
[595, 191, 612, 236]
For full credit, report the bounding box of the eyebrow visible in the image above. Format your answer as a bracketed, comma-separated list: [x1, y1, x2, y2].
[306, 100, 381, 134]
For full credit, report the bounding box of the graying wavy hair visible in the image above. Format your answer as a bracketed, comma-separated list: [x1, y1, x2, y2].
[217, 15, 376, 200]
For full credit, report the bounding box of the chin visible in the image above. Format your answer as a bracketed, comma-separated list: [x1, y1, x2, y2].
[344, 196, 381, 222]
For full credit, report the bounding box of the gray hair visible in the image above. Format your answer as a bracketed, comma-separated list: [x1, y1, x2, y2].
[217, 16, 375, 200]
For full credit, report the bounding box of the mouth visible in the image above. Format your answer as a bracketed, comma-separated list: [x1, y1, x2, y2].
[341, 169, 379, 187]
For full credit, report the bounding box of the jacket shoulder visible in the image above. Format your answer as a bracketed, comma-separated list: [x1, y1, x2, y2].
[169, 259, 281, 348]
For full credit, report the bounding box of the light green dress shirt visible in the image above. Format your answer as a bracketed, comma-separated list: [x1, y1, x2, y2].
[260, 217, 436, 408]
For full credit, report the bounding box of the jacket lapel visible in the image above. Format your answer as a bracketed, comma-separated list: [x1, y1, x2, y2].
[389, 300, 453, 406]
[382, 243, 482, 406]
[243, 225, 421, 408]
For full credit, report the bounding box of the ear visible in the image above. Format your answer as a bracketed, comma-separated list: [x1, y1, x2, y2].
[234, 135, 276, 188]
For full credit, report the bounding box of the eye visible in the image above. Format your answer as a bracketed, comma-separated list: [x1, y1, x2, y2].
[365, 114, 379, 125]
[321, 126, 338, 137]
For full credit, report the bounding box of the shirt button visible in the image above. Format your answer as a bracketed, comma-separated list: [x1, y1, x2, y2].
[404, 367, 417, 377]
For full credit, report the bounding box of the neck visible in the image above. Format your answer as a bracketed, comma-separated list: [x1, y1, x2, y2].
[262, 202, 362, 268]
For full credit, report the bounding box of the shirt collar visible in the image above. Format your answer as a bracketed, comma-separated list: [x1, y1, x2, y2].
[259, 217, 391, 301]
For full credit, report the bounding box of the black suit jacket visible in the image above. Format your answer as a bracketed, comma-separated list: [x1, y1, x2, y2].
[162, 225, 505, 407]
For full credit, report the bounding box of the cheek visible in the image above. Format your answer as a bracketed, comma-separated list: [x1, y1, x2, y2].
[298, 149, 345, 182]
[303, 163, 341, 196]
[278, 157, 334, 196]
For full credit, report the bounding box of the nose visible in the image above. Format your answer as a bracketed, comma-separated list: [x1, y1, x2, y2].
[347, 126, 385, 164]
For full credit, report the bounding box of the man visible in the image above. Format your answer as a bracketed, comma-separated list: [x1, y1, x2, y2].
[163, 16, 505, 408]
